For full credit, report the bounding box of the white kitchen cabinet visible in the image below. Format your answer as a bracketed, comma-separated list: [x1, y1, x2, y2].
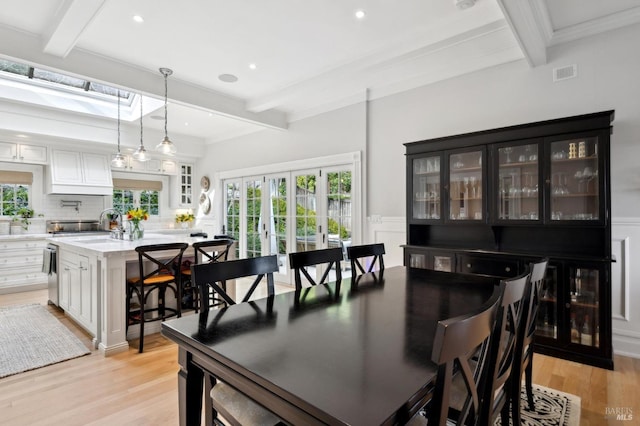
[58, 249, 98, 338]
[0, 141, 47, 164]
[116, 155, 178, 175]
[49, 150, 113, 195]
[170, 163, 195, 208]
[0, 238, 47, 293]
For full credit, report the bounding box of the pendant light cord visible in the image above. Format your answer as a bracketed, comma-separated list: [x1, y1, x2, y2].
[140, 95, 144, 145]
[116, 89, 121, 153]
[164, 74, 168, 138]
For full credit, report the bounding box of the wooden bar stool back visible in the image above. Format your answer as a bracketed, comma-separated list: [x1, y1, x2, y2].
[181, 239, 234, 312]
[126, 242, 188, 353]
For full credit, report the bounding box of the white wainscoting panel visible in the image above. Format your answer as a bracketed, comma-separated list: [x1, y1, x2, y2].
[366, 216, 406, 267]
[612, 219, 640, 358]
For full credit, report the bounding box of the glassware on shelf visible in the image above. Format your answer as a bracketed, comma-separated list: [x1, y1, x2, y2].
[581, 315, 593, 346]
[570, 313, 580, 344]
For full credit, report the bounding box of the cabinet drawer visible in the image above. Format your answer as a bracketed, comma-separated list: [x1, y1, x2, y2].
[457, 255, 519, 278]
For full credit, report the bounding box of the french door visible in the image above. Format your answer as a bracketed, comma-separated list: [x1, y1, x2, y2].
[224, 164, 354, 285]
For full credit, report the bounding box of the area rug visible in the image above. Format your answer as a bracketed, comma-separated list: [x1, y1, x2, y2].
[0, 304, 90, 379]
[495, 383, 581, 426]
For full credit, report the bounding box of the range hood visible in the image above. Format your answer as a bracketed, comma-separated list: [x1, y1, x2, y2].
[46, 150, 113, 195]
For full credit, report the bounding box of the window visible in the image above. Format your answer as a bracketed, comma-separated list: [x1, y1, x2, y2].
[0, 170, 32, 216]
[112, 178, 162, 216]
[1, 183, 29, 216]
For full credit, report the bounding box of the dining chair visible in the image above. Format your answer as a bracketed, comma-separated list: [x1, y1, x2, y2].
[407, 282, 504, 426]
[347, 243, 386, 276]
[289, 247, 343, 290]
[191, 255, 281, 425]
[482, 271, 531, 425]
[191, 254, 278, 308]
[126, 242, 188, 353]
[181, 239, 234, 312]
[509, 258, 549, 424]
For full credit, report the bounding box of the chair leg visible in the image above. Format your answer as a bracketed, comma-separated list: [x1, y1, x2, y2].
[525, 360, 535, 411]
[510, 376, 522, 425]
[138, 286, 145, 353]
[500, 399, 510, 426]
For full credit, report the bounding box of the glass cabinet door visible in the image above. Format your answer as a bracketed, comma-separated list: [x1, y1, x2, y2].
[496, 142, 540, 221]
[549, 135, 600, 222]
[447, 150, 483, 221]
[567, 265, 600, 349]
[536, 263, 559, 340]
[412, 155, 441, 220]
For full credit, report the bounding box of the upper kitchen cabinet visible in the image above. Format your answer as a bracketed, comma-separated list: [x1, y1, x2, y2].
[48, 150, 112, 195]
[112, 155, 178, 175]
[0, 141, 47, 164]
[170, 163, 195, 209]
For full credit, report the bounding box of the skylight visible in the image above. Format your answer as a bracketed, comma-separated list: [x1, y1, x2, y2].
[0, 58, 162, 121]
[0, 58, 132, 102]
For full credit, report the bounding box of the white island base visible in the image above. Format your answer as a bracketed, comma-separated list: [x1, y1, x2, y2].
[48, 233, 235, 356]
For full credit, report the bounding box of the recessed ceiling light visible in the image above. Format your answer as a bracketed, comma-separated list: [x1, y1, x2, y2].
[184, 122, 189, 126]
[208, 113, 213, 117]
[218, 74, 238, 83]
[16, 134, 29, 138]
[355, 9, 366, 20]
[132, 15, 144, 23]
[249, 63, 257, 70]
[455, 0, 475, 10]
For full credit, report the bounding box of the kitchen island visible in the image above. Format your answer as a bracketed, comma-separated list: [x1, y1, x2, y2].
[47, 233, 233, 356]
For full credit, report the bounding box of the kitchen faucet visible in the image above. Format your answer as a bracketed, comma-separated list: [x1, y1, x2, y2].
[99, 208, 124, 239]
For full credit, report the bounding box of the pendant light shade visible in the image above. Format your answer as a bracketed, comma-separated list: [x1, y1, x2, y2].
[111, 89, 127, 168]
[156, 67, 177, 155]
[132, 95, 148, 162]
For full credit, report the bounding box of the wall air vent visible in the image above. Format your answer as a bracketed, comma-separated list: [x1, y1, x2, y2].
[553, 64, 578, 82]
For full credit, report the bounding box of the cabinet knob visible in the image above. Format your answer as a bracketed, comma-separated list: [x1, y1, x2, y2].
[566, 303, 571, 309]
[466, 263, 472, 268]
[505, 266, 511, 272]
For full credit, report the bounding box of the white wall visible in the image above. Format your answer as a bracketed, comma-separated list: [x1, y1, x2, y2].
[200, 23, 640, 358]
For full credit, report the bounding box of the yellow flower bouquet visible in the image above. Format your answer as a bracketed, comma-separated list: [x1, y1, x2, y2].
[175, 212, 195, 223]
[126, 207, 148, 240]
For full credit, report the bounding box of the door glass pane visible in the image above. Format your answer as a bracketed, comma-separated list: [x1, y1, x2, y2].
[268, 177, 287, 275]
[449, 151, 482, 220]
[569, 267, 599, 348]
[225, 182, 241, 259]
[413, 156, 440, 220]
[295, 174, 318, 281]
[497, 143, 539, 220]
[537, 264, 558, 339]
[327, 170, 352, 279]
[245, 180, 262, 258]
[550, 137, 599, 221]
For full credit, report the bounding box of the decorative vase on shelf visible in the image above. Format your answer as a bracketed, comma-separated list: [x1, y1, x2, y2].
[180, 221, 190, 230]
[128, 220, 144, 240]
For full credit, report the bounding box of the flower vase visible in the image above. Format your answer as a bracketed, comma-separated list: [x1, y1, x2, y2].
[128, 221, 144, 240]
[180, 221, 190, 230]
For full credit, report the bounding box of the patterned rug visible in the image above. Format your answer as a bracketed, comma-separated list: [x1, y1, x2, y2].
[0, 304, 90, 379]
[496, 383, 581, 426]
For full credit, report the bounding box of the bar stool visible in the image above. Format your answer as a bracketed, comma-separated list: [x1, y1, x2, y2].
[181, 239, 234, 312]
[126, 242, 188, 353]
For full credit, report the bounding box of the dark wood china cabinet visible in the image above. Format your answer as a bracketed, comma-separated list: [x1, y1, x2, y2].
[404, 111, 614, 369]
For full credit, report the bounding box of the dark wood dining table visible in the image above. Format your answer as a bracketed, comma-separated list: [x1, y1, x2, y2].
[161, 265, 500, 426]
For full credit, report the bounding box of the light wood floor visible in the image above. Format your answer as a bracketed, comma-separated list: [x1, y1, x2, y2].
[1, 289, 639, 425]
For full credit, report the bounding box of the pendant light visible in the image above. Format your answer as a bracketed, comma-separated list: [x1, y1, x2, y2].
[132, 95, 148, 162]
[111, 89, 126, 168]
[156, 67, 177, 155]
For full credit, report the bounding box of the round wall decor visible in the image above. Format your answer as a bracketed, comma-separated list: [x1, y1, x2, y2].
[200, 193, 211, 214]
[200, 176, 210, 191]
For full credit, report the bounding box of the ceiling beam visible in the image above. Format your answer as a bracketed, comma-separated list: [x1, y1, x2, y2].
[496, 0, 549, 67]
[42, 0, 106, 58]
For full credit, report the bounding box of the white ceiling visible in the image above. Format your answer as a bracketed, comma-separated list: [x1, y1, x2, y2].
[0, 0, 639, 144]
